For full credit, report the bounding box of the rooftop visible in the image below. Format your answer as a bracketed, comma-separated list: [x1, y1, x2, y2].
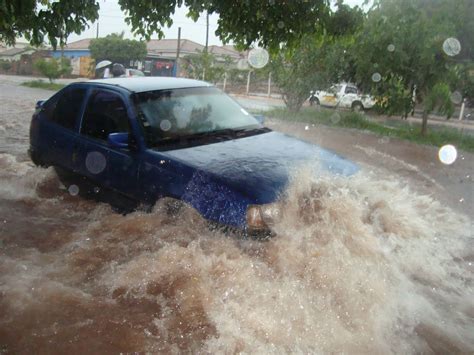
[86, 76, 212, 93]
[63, 38, 92, 50]
[57, 38, 244, 59]
[0, 47, 34, 56]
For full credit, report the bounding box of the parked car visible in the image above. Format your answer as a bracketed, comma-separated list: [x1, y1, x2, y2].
[29, 77, 358, 232]
[309, 83, 376, 111]
[125, 68, 145, 77]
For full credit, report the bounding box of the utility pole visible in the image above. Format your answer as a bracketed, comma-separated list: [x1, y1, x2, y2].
[205, 12, 209, 53]
[175, 27, 181, 77]
[96, 22, 99, 38]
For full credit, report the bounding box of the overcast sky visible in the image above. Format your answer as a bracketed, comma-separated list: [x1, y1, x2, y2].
[67, 0, 367, 46]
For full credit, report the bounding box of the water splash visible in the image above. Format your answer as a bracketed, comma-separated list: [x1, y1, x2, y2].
[0, 159, 472, 353]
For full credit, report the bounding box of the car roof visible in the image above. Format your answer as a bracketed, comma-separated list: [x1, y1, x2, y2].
[88, 77, 212, 93]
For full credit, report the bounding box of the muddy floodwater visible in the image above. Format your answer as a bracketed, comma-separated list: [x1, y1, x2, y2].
[0, 79, 473, 353]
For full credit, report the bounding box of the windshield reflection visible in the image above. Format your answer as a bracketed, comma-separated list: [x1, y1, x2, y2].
[134, 87, 263, 148]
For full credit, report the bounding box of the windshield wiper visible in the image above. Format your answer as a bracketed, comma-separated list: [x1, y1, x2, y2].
[152, 126, 271, 149]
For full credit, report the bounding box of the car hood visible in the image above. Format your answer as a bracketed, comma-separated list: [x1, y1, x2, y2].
[161, 131, 359, 204]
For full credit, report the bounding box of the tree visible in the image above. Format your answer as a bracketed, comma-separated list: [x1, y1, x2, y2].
[270, 2, 364, 112]
[0, 59, 12, 72]
[0, 0, 99, 49]
[34, 57, 72, 83]
[270, 36, 329, 112]
[1, 1, 331, 50]
[353, 0, 472, 135]
[89, 33, 147, 66]
[181, 50, 227, 83]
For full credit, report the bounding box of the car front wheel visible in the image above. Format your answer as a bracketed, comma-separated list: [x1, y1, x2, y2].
[309, 97, 320, 106]
[352, 102, 364, 112]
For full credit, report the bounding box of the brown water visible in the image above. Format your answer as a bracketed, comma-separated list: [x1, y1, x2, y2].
[1, 154, 472, 353]
[0, 80, 473, 353]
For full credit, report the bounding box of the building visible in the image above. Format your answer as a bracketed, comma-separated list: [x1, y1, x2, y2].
[0, 47, 36, 61]
[48, 39, 94, 77]
[48, 38, 245, 77]
[49, 38, 92, 59]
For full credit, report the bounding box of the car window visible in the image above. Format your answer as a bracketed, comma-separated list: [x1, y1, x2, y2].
[130, 69, 144, 77]
[81, 90, 130, 141]
[134, 87, 262, 146]
[329, 85, 341, 94]
[47, 88, 86, 130]
[345, 86, 358, 94]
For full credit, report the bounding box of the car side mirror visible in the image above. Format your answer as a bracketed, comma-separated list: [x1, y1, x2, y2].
[254, 114, 265, 125]
[35, 100, 45, 110]
[108, 132, 129, 149]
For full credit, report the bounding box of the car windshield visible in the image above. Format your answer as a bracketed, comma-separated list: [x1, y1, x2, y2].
[133, 86, 262, 146]
[329, 84, 341, 93]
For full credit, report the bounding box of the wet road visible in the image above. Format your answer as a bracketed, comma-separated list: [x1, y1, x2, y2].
[0, 80, 473, 353]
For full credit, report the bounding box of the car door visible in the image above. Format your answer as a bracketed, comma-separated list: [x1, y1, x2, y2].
[75, 88, 140, 198]
[339, 85, 359, 108]
[320, 85, 340, 107]
[39, 86, 87, 170]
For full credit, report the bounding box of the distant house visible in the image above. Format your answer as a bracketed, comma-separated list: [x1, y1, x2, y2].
[49, 39, 91, 59]
[47, 38, 246, 77]
[143, 39, 207, 76]
[0, 47, 36, 61]
[141, 39, 245, 77]
[49, 39, 93, 77]
[208, 45, 243, 61]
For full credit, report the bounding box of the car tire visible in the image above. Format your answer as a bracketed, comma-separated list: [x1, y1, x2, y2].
[352, 102, 364, 112]
[29, 149, 47, 167]
[54, 166, 95, 195]
[309, 97, 320, 107]
[54, 166, 140, 213]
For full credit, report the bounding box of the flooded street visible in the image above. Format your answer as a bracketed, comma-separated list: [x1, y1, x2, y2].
[0, 79, 473, 353]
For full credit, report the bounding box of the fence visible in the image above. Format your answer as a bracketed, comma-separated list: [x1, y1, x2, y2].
[192, 70, 283, 98]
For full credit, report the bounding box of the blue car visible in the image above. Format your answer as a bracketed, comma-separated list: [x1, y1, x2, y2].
[29, 77, 358, 232]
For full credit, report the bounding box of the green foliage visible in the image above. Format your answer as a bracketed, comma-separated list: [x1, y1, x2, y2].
[270, 36, 328, 112]
[0, 0, 100, 49]
[58, 57, 72, 77]
[89, 33, 147, 65]
[270, 3, 364, 112]
[1, 1, 343, 51]
[424, 83, 454, 119]
[266, 107, 474, 152]
[181, 50, 226, 83]
[119, 0, 330, 51]
[21, 79, 66, 91]
[33, 57, 71, 83]
[0, 59, 12, 72]
[353, 0, 472, 134]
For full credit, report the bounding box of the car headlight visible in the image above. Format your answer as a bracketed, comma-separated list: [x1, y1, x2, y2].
[246, 203, 281, 230]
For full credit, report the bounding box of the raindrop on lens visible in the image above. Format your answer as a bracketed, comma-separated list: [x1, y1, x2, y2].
[236, 58, 249, 70]
[372, 72, 382, 83]
[68, 184, 79, 196]
[330, 112, 341, 124]
[450, 91, 463, 105]
[160, 119, 172, 131]
[379, 136, 390, 144]
[387, 44, 395, 52]
[247, 48, 269, 69]
[438, 144, 457, 165]
[85, 151, 106, 175]
[442, 37, 461, 56]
